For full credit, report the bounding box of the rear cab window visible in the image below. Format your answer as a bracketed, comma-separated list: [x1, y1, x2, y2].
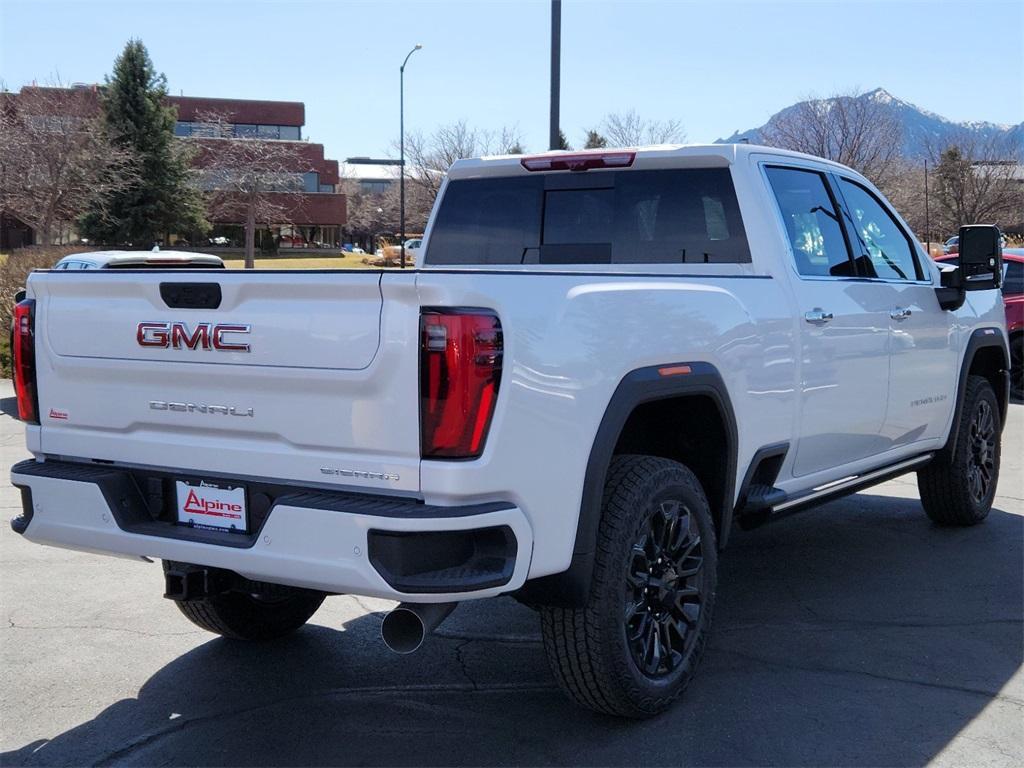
[424, 168, 750, 266]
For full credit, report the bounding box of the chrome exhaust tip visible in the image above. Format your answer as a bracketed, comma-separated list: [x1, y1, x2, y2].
[381, 602, 457, 654]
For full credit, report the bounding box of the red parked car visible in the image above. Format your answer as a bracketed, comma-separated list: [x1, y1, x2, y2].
[937, 248, 1024, 398]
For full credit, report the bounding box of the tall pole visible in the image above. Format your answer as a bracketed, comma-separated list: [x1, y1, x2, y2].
[549, 0, 561, 151]
[400, 44, 422, 269]
[924, 158, 931, 258]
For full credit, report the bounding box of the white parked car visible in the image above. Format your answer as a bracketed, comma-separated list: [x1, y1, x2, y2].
[9, 145, 1009, 718]
[54, 250, 225, 270]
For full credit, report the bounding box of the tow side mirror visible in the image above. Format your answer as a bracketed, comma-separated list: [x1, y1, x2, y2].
[958, 224, 1002, 291]
[935, 264, 965, 311]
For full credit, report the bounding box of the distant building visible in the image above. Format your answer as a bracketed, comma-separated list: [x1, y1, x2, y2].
[339, 157, 402, 196]
[0, 85, 346, 251]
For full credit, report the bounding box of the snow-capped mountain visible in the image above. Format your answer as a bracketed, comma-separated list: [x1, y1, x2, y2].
[717, 88, 1022, 157]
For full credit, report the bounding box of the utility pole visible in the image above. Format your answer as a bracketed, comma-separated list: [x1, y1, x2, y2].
[549, 0, 561, 151]
[924, 158, 931, 258]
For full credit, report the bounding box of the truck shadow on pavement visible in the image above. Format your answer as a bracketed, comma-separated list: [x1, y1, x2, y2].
[3, 493, 1022, 767]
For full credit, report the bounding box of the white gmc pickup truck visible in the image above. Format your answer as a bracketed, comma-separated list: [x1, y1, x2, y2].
[10, 144, 1009, 717]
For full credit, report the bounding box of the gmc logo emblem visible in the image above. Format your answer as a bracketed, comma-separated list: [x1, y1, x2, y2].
[137, 322, 251, 352]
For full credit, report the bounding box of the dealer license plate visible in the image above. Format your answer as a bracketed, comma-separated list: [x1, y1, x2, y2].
[175, 479, 248, 533]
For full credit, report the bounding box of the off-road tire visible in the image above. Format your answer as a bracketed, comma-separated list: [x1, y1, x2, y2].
[540, 455, 717, 718]
[164, 564, 326, 640]
[918, 375, 1001, 525]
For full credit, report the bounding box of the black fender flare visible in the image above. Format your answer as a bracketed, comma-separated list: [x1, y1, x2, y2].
[517, 361, 737, 607]
[946, 327, 1010, 455]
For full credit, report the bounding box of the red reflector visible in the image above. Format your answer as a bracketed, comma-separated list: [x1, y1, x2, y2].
[520, 151, 636, 172]
[12, 299, 39, 424]
[658, 365, 692, 377]
[420, 310, 503, 459]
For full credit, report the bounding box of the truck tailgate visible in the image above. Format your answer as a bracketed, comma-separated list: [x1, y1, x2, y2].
[29, 270, 422, 493]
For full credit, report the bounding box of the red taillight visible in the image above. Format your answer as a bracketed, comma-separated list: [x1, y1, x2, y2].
[520, 151, 635, 172]
[12, 299, 39, 424]
[420, 310, 503, 459]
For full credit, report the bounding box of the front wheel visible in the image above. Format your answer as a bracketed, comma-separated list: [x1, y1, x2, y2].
[918, 375, 1001, 526]
[540, 455, 717, 718]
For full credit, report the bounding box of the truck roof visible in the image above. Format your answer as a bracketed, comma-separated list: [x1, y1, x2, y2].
[447, 143, 858, 180]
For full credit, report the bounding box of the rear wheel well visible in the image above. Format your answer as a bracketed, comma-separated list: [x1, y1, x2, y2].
[613, 395, 729, 537]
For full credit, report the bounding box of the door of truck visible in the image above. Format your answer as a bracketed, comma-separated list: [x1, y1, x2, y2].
[763, 164, 892, 477]
[830, 175, 958, 447]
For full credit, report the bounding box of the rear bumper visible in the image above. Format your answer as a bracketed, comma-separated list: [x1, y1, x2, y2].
[10, 459, 531, 602]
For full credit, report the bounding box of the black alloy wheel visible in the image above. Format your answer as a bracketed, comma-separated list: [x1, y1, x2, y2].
[966, 398, 997, 504]
[625, 498, 705, 677]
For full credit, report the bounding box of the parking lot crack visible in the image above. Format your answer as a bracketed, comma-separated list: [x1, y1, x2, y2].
[6, 619, 202, 638]
[719, 617, 1022, 634]
[711, 646, 1024, 706]
[454, 639, 479, 691]
[92, 682, 556, 765]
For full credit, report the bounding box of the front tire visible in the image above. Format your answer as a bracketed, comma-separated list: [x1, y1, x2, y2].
[164, 562, 326, 641]
[540, 455, 717, 718]
[918, 375, 1001, 526]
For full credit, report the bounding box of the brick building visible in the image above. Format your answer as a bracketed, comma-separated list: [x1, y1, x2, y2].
[0, 85, 346, 251]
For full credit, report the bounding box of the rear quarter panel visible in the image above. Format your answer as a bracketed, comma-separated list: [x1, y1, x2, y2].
[415, 266, 796, 579]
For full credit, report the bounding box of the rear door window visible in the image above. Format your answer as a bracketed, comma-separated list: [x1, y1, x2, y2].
[425, 168, 750, 265]
[765, 166, 855, 278]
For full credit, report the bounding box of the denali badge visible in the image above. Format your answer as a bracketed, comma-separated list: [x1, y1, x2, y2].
[137, 321, 251, 352]
[150, 401, 254, 417]
[320, 466, 400, 482]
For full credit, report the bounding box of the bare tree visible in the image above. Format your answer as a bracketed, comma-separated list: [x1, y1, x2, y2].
[0, 85, 136, 245]
[601, 110, 686, 147]
[759, 89, 903, 186]
[399, 120, 524, 217]
[194, 112, 313, 268]
[931, 134, 1023, 234]
[878, 160, 931, 242]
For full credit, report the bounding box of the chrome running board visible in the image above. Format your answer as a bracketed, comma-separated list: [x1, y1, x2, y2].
[773, 453, 935, 515]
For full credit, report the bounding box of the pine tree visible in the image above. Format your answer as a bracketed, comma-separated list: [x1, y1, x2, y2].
[79, 39, 206, 245]
[558, 130, 571, 151]
[583, 130, 608, 149]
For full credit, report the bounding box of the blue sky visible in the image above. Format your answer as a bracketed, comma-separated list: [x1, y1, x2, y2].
[2, 0, 1022, 162]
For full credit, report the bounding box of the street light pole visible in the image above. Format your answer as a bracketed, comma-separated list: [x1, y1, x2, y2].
[549, 0, 561, 151]
[400, 43, 422, 269]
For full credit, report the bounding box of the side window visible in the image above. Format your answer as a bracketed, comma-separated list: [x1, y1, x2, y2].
[1003, 261, 1024, 296]
[765, 166, 853, 278]
[836, 178, 922, 281]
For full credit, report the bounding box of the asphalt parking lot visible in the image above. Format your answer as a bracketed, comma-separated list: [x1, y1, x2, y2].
[1, 380, 1021, 767]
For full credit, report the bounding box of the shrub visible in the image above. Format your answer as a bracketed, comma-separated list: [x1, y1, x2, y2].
[0, 246, 87, 377]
